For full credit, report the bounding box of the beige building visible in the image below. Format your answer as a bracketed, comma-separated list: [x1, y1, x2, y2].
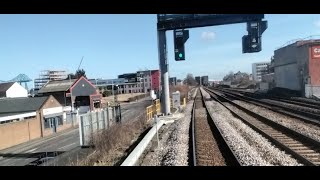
[0, 95, 74, 150]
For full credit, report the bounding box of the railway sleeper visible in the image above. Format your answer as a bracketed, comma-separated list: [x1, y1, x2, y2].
[300, 153, 320, 156]
[287, 143, 310, 147]
[306, 157, 320, 160]
[284, 141, 302, 145]
[290, 146, 312, 150]
[295, 149, 316, 153]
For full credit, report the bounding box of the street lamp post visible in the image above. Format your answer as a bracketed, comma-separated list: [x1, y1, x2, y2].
[112, 79, 114, 104]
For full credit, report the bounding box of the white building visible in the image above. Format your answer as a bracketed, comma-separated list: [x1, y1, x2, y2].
[0, 82, 28, 98]
[117, 82, 145, 94]
[252, 62, 270, 82]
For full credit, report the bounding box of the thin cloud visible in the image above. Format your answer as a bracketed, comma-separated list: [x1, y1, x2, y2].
[201, 31, 215, 41]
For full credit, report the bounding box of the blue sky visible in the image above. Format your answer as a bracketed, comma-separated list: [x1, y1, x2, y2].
[1, 14, 320, 85]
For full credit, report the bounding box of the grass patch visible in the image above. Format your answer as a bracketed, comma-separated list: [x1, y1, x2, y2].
[72, 113, 151, 166]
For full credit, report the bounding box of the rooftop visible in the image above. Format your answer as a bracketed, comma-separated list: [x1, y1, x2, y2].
[38, 79, 77, 93]
[0, 82, 15, 97]
[0, 96, 49, 115]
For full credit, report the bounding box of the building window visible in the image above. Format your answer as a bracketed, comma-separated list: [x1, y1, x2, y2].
[57, 116, 63, 126]
[44, 118, 51, 129]
[129, 90, 131, 93]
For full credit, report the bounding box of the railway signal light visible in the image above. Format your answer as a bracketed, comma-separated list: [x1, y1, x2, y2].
[174, 29, 189, 61]
[242, 21, 267, 53]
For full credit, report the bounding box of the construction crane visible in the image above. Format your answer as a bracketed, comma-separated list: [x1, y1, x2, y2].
[78, 56, 84, 71]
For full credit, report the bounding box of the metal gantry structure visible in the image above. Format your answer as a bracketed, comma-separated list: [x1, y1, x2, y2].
[157, 14, 268, 115]
[6, 74, 32, 91]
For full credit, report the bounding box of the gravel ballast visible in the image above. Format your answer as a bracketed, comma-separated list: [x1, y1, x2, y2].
[232, 100, 320, 142]
[201, 88, 302, 166]
[139, 88, 198, 166]
[261, 99, 320, 114]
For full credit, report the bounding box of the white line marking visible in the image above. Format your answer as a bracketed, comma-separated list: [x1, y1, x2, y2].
[58, 143, 76, 150]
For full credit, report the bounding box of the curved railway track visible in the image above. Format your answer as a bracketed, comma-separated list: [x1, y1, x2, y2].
[205, 87, 320, 166]
[190, 88, 240, 166]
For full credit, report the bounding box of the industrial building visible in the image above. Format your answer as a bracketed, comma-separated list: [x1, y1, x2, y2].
[90, 78, 126, 87]
[89, 69, 160, 95]
[195, 76, 201, 85]
[0, 82, 28, 98]
[169, 77, 177, 86]
[34, 70, 68, 91]
[136, 70, 160, 92]
[0, 95, 73, 150]
[252, 62, 270, 82]
[37, 76, 102, 114]
[273, 39, 320, 98]
[201, 76, 209, 86]
[176, 79, 183, 86]
[118, 73, 141, 83]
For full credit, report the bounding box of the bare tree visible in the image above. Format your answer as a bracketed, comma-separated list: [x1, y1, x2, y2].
[75, 69, 87, 79]
[223, 71, 234, 81]
[222, 71, 252, 87]
[183, 73, 197, 86]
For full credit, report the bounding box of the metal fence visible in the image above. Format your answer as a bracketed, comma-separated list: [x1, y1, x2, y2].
[78, 107, 115, 147]
[66, 112, 77, 126]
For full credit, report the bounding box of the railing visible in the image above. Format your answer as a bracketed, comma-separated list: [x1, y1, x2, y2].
[169, 97, 186, 108]
[146, 99, 161, 121]
[146, 98, 186, 121]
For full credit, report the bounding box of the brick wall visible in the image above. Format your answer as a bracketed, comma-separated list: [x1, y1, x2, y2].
[0, 117, 41, 150]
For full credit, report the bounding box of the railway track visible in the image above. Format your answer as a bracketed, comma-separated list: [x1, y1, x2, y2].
[227, 88, 320, 110]
[190, 88, 240, 166]
[213, 88, 320, 126]
[205, 87, 320, 166]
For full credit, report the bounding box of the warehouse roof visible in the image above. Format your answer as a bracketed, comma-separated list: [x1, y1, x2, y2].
[0, 82, 15, 97]
[0, 96, 49, 115]
[38, 79, 77, 93]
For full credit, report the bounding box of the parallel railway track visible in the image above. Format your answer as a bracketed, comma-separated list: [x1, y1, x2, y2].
[227, 88, 320, 110]
[205, 87, 320, 166]
[213, 88, 320, 126]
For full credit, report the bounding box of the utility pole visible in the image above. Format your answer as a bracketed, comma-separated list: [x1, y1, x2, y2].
[158, 30, 170, 115]
[150, 70, 152, 91]
[69, 75, 74, 111]
[112, 79, 114, 105]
